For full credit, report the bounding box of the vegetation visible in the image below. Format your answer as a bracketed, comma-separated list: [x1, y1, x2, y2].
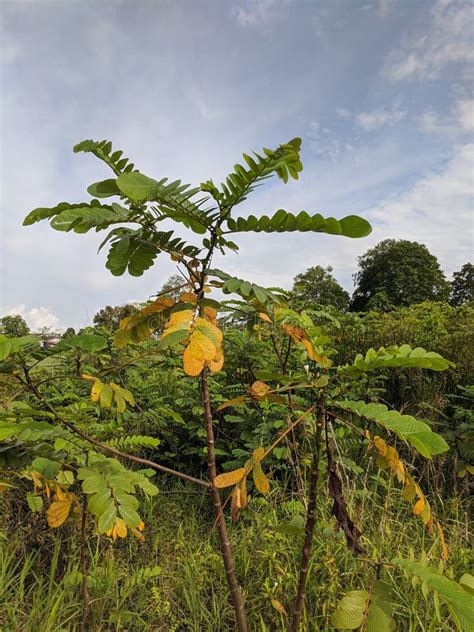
[0, 314, 30, 337]
[350, 240, 451, 311]
[0, 136, 472, 631]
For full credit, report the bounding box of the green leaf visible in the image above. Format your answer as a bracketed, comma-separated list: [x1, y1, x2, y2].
[116, 172, 157, 201]
[393, 559, 474, 630]
[118, 504, 141, 528]
[341, 345, 455, 374]
[333, 400, 449, 458]
[365, 581, 395, 632]
[97, 502, 117, 533]
[0, 336, 12, 361]
[332, 590, 368, 629]
[87, 179, 121, 198]
[226, 210, 371, 238]
[26, 493, 44, 513]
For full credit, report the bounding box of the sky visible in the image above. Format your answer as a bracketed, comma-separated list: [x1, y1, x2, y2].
[1, 0, 473, 331]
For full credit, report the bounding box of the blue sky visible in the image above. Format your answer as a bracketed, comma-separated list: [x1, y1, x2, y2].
[1, 0, 473, 330]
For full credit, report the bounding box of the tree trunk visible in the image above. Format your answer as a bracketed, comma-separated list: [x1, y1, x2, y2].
[200, 371, 248, 632]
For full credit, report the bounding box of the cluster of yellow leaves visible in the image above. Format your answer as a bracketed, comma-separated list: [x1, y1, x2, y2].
[215, 447, 270, 520]
[114, 297, 176, 348]
[106, 517, 145, 542]
[161, 305, 224, 377]
[29, 471, 78, 528]
[82, 374, 135, 413]
[370, 434, 448, 559]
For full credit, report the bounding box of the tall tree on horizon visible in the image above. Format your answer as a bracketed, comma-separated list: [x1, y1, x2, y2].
[450, 263, 474, 306]
[351, 239, 451, 312]
[292, 265, 350, 311]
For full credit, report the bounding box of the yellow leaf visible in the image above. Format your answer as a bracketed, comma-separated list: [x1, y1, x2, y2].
[166, 309, 194, 327]
[374, 436, 387, 456]
[203, 306, 218, 323]
[412, 498, 425, 516]
[258, 312, 272, 323]
[192, 330, 217, 361]
[178, 292, 197, 304]
[250, 380, 271, 398]
[271, 599, 288, 615]
[214, 468, 246, 488]
[183, 337, 206, 376]
[216, 396, 246, 411]
[81, 373, 96, 382]
[115, 518, 128, 539]
[436, 520, 449, 561]
[46, 494, 74, 528]
[31, 470, 43, 490]
[252, 447, 265, 463]
[131, 527, 145, 541]
[208, 348, 224, 373]
[91, 379, 104, 402]
[253, 462, 270, 495]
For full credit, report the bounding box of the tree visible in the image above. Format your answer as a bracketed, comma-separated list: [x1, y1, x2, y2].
[351, 239, 450, 311]
[13, 135, 454, 631]
[93, 304, 138, 331]
[450, 263, 474, 306]
[291, 265, 349, 310]
[0, 314, 30, 337]
[159, 274, 189, 301]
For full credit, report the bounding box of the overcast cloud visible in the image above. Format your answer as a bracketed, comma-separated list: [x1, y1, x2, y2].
[1, 0, 473, 330]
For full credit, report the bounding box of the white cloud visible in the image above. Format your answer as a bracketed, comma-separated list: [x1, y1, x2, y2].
[419, 98, 474, 135]
[232, 0, 290, 28]
[377, 0, 396, 18]
[336, 107, 352, 119]
[357, 108, 406, 131]
[367, 143, 474, 273]
[2, 304, 61, 332]
[456, 99, 474, 131]
[384, 0, 474, 81]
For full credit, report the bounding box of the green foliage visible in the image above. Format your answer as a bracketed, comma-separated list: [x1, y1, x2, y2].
[0, 315, 30, 338]
[291, 265, 350, 311]
[351, 240, 451, 311]
[450, 262, 474, 306]
[78, 457, 158, 534]
[93, 304, 139, 332]
[332, 581, 395, 631]
[334, 400, 449, 458]
[225, 209, 371, 238]
[341, 344, 455, 374]
[394, 558, 474, 631]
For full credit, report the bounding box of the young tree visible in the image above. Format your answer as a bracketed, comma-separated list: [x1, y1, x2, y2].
[351, 240, 451, 311]
[7, 137, 457, 631]
[450, 263, 474, 306]
[0, 314, 30, 337]
[291, 265, 349, 311]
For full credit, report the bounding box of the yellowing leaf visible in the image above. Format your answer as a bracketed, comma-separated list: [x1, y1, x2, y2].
[271, 599, 288, 615]
[178, 292, 197, 304]
[214, 468, 246, 488]
[216, 396, 246, 411]
[250, 380, 271, 398]
[413, 498, 425, 516]
[115, 518, 128, 539]
[183, 337, 206, 376]
[46, 493, 74, 528]
[436, 520, 449, 560]
[91, 379, 104, 402]
[252, 447, 265, 462]
[253, 462, 270, 495]
[208, 348, 224, 373]
[239, 478, 248, 510]
[258, 312, 272, 323]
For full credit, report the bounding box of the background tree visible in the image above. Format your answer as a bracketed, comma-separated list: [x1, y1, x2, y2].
[351, 239, 450, 311]
[0, 314, 30, 337]
[450, 262, 474, 306]
[291, 265, 349, 310]
[159, 274, 189, 301]
[93, 304, 138, 331]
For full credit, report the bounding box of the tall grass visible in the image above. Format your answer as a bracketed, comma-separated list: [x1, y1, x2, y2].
[0, 480, 471, 631]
